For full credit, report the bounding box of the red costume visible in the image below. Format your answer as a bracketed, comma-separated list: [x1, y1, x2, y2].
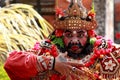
[4, 0, 120, 80]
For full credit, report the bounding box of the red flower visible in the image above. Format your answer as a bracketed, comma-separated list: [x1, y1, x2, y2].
[88, 11, 96, 19]
[55, 29, 63, 37]
[87, 30, 96, 37]
[55, 7, 64, 16]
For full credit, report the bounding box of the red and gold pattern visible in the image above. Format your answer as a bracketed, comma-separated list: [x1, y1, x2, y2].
[54, 0, 97, 30]
[30, 36, 120, 80]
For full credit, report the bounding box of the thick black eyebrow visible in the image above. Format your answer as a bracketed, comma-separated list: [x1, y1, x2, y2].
[64, 30, 72, 33]
[77, 30, 85, 33]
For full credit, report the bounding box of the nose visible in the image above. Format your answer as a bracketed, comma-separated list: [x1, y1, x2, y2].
[71, 37, 79, 44]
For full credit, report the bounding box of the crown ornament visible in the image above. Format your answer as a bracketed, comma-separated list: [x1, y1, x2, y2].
[54, 0, 97, 30]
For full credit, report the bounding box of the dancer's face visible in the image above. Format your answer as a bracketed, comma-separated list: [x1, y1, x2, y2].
[63, 29, 88, 54]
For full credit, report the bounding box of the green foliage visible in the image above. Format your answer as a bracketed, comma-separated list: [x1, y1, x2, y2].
[0, 62, 10, 80]
[51, 35, 64, 48]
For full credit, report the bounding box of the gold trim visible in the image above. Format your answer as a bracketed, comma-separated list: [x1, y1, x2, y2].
[54, 17, 97, 30]
[100, 53, 120, 75]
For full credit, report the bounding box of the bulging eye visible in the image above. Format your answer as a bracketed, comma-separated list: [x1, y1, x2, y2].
[77, 33, 84, 38]
[66, 34, 72, 38]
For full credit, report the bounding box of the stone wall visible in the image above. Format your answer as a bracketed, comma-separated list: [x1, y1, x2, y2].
[94, 0, 106, 36]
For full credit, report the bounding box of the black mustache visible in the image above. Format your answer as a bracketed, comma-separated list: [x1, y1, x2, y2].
[67, 41, 84, 49]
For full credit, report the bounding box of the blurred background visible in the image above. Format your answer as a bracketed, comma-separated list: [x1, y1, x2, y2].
[0, 0, 120, 79]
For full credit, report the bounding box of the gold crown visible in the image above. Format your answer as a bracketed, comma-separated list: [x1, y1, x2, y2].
[54, 0, 97, 30]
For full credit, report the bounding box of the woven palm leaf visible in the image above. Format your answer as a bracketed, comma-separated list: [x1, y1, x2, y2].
[0, 3, 54, 56]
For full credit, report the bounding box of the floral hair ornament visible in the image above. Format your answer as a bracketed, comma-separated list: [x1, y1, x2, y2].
[54, 0, 97, 30]
[50, 29, 64, 48]
[55, 7, 65, 19]
[87, 0, 96, 21]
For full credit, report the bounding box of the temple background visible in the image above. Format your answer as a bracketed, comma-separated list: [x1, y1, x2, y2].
[0, 0, 120, 45]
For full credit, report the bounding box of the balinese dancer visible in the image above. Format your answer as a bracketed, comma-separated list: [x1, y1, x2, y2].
[4, 0, 120, 80]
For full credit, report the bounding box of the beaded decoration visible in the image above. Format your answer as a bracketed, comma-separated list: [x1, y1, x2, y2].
[54, 0, 97, 30]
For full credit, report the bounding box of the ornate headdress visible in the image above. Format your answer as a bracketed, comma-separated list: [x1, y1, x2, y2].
[54, 0, 97, 30]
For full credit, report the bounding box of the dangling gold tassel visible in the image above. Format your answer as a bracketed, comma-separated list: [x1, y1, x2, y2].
[101, 70, 120, 80]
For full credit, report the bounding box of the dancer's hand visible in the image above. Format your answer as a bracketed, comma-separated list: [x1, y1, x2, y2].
[54, 52, 85, 79]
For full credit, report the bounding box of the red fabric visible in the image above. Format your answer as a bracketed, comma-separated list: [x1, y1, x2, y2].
[50, 74, 66, 80]
[4, 51, 38, 80]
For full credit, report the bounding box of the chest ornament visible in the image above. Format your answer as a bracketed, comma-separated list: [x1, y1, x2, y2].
[100, 53, 120, 79]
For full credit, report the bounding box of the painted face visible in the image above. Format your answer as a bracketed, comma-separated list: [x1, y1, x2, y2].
[63, 29, 88, 54]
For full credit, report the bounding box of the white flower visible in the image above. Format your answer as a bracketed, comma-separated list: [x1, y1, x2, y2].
[104, 60, 116, 71]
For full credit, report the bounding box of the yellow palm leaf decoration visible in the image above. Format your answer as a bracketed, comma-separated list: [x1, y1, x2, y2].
[0, 3, 54, 55]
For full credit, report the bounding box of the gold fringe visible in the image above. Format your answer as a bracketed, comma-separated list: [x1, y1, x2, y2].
[101, 68, 120, 80]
